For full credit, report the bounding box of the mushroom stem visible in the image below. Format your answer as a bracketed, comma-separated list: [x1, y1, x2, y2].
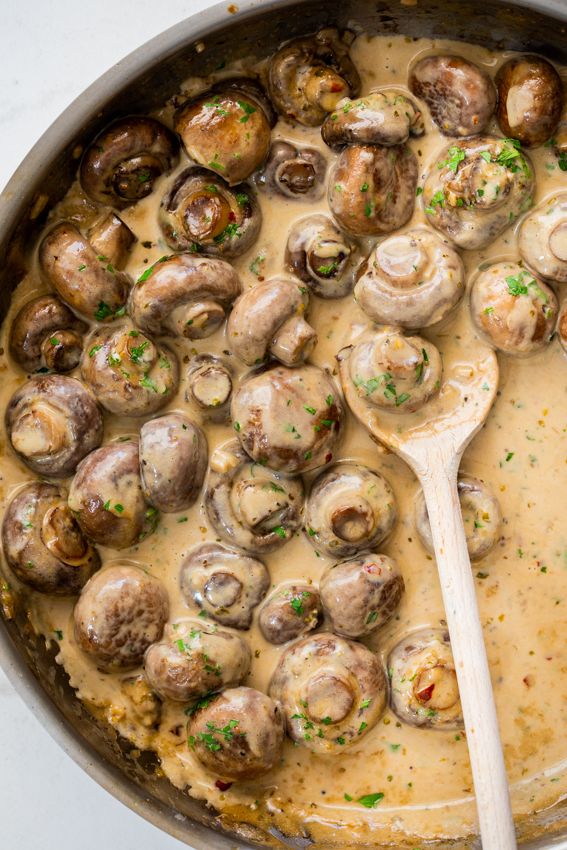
[179, 300, 226, 339]
[88, 213, 136, 269]
[270, 315, 318, 366]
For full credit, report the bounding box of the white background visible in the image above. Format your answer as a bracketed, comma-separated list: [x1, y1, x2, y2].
[0, 2, 221, 847]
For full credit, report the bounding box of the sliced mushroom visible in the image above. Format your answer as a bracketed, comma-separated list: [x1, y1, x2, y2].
[388, 628, 463, 729]
[180, 542, 269, 629]
[74, 564, 169, 669]
[328, 144, 418, 237]
[354, 228, 464, 329]
[9, 295, 87, 374]
[422, 136, 534, 250]
[6, 375, 103, 478]
[285, 215, 358, 299]
[139, 413, 208, 513]
[254, 141, 327, 200]
[159, 167, 261, 258]
[231, 364, 343, 473]
[470, 261, 557, 355]
[259, 583, 321, 645]
[87, 212, 137, 269]
[81, 322, 179, 416]
[185, 355, 233, 423]
[80, 116, 179, 207]
[322, 90, 424, 149]
[408, 55, 496, 137]
[269, 633, 387, 754]
[496, 56, 563, 147]
[2, 482, 100, 595]
[120, 675, 162, 729]
[205, 439, 303, 554]
[518, 192, 567, 284]
[227, 277, 317, 367]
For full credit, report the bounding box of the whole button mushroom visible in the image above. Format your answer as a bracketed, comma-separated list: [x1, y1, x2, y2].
[328, 144, 418, 238]
[231, 364, 343, 473]
[415, 475, 502, 562]
[139, 413, 208, 513]
[2, 482, 100, 595]
[519, 192, 567, 284]
[254, 141, 327, 200]
[187, 687, 284, 781]
[87, 212, 137, 270]
[408, 55, 497, 137]
[319, 553, 404, 639]
[496, 56, 563, 147]
[388, 628, 463, 729]
[227, 278, 317, 367]
[159, 167, 261, 258]
[268, 28, 360, 126]
[6, 375, 103, 478]
[180, 542, 270, 629]
[269, 633, 387, 754]
[74, 564, 169, 670]
[304, 463, 397, 558]
[422, 136, 534, 250]
[79, 116, 179, 207]
[68, 441, 159, 550]
[322, 90, 424, 148]
[186, 355, 233, 423]
[470, 261, 557, 356]
[175, 78, 276, 186]
[9, 295, 87, 374]
[144, 619, 251, 702]
[205, 439, 303, 555]
[258, 583, 321, 645]
[81, 323, 179, 416]
[285, 215, 358, 299]
[354, 228, 465, 329]
[129, 253, 241, 341]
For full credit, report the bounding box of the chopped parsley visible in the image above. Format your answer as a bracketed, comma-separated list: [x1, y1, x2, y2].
[137, 255, 169, 284]
[438, 145, 465, 173]
[357, 792, 384, 809]
[237, 100, 257, 123]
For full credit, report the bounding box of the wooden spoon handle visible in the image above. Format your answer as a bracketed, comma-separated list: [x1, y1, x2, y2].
[418, 449, 517, 850]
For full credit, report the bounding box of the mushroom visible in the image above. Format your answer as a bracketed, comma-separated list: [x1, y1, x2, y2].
[144, 619, 251, 702]
[87, 212, 137, 269]
[415, 475, 502, 561]
[408, 55, 497, 137]
[6, 375, 103, 478]
[267, 28, 360, 126]
[80, 322, 179, 416]
[231, 364, 343, 473]
[73, 564, 169, 669]
[187, 687, 284, 781]
[470, 261, 557, 355]
[322, 90, 424, 149]
[557, 301, 567, 355]
[227, 277, 317, 367]
[258, 583, 321, 645]
[285, 215, 358, 299]
[179, 542, 270, 629]
[269, 633, 387, 754]
[38, 221, 131, 322]
[354, 228, 465, 329]
[205, 439, 303, 554]
[9, 295, 87, 374]
[139, 413, 208, 513]
[159, 167, 261, 258]
[518, 192, 567, 284]
[304, 463, 397, 558]
[68, 441, 159, 550]
[328, 144, 418, 237]
[185, 355, 233, 423]
[2, 482, 100, 595]
[496, 55, 563, 147]
[120, 675, 162, 729]
[129, 253, 241, 340]
[79, 116, 179, 207]
[421, 136, 534, 250]
[174, 78, 276, 186]
[254, 141, 327, 200]
[388, 628, 463, 729]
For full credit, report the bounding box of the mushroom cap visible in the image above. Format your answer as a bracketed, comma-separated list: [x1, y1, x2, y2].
[354, 228, 465, 329]
[322, 90, 424, 149]
[231, 364, 343, 473]
[179, 542, 270, 630]
[87, 212, 137, 270]
[139, 413, 208, 513]
[269, 632, 387, 754]
[518, 192, 567, 284]
[254, 140, 327, 200]
[285, 214, 358, 299]
[185, 355, 233, 422]
[2, 482, 100, 595]
[258, 583, 321, 645]
[6, 375, 103, 478]
[496, 55, 563, 147]
[9, 295, 87, 374]
[73, 564, 169, 669]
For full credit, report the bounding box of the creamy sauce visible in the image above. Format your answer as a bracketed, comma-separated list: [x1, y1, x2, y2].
[0, 33, 566, 846]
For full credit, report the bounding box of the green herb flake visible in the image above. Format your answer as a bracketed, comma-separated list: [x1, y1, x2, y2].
[272, 526, 287, 539]
[89, 344, 102, 358]
[358, 792, 384, 809]
[304, 405, 317, 415]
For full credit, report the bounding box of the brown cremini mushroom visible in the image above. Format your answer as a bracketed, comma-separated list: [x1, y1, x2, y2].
[557, 301, 567, 355]
[258, 583, 321, 645]
[87, 212, 137, 269]
[285, 214, 358, 299]
[185, 355, 233, 423]
[496, 55, 563, 147]
[322, 90, 424, 149]
[518, 192, 567, 284]
[9, 295, 87, 374]
[254, 141, 327, 200]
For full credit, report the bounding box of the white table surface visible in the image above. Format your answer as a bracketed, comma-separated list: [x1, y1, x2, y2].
[0, 2, 222, 847]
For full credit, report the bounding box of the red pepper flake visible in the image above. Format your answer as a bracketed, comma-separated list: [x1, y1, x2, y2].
[228, 211, 236, 222]
[330, 82, 344, 92]
[215, 779, 233, 791]
[415, 683, 435, 703]
[325, 453, 333, 464]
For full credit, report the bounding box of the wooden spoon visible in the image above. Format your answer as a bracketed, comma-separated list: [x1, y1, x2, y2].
[337, 336, 517, 849]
